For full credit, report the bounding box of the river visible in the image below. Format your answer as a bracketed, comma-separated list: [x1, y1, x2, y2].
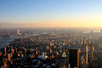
[0, 34, 39, 49]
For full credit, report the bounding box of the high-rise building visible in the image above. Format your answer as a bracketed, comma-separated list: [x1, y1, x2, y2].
[4, 47, 6, 54]
[80, 55, 85, 68]
[68, 64, 71, 68]
[69, 49, 79, 68]
[90, 43, 94, 61]
[11, 48, 14, 54]
[0, 52, 2, 56]
[8, 53, 11, 61]
[85, 44, 88, 68]
[15, 48, 17, 53]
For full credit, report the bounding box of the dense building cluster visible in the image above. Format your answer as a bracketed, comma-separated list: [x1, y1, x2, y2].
[0, 29, 102, 68]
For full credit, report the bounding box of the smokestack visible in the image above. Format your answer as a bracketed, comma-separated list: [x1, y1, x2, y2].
[17, 30, 21, 35]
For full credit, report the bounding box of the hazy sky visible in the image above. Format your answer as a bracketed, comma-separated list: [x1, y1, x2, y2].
[0, 0, 102, 28]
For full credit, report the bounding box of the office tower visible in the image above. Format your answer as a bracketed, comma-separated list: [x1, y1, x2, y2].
[24, 48, 27, 53]
[80, 55, 85, 68]
[4, 47, 6, 54]
[50, 42, 54, 46]
[46, 46, 50, 49]
[0, 52, 2, 56]
[85, 44, 88, 68]
[10, 53, 13, 58]
[8, 53, 11, 61]
[11, 48, 14, 54]
[42, 52, 45, 56]
[69, 49, 79, 68]
[68, 64, 71, 68]
[18, 53, 20, 57]
[90, 43, 94, 61]
[15, 48, 17, 53]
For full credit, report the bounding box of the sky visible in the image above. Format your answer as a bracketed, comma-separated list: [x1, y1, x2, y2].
[0, 0, 102, 28]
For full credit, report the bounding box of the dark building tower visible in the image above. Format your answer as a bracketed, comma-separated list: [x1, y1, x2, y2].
[69, 49, 79, 68]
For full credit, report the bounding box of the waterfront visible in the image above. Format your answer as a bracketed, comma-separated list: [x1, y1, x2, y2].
[0, 34, 39, 49]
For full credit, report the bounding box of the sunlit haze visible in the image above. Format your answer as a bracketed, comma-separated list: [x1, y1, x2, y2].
[0, 0, 102, 28]
[1, 1, 102, 68]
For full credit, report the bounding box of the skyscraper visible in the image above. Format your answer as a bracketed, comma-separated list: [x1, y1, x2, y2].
[8, 53, 11, 61]
[90, 43, 94, 61]
[4, 47, 6, 54]
[69, 49, 79, 68]
[85, 44, 88, 68]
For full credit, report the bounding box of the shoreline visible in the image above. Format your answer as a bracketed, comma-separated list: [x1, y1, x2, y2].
[0, 34, 40, 49]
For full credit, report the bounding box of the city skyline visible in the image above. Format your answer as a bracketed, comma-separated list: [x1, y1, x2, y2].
[0, 0, 102, 28]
